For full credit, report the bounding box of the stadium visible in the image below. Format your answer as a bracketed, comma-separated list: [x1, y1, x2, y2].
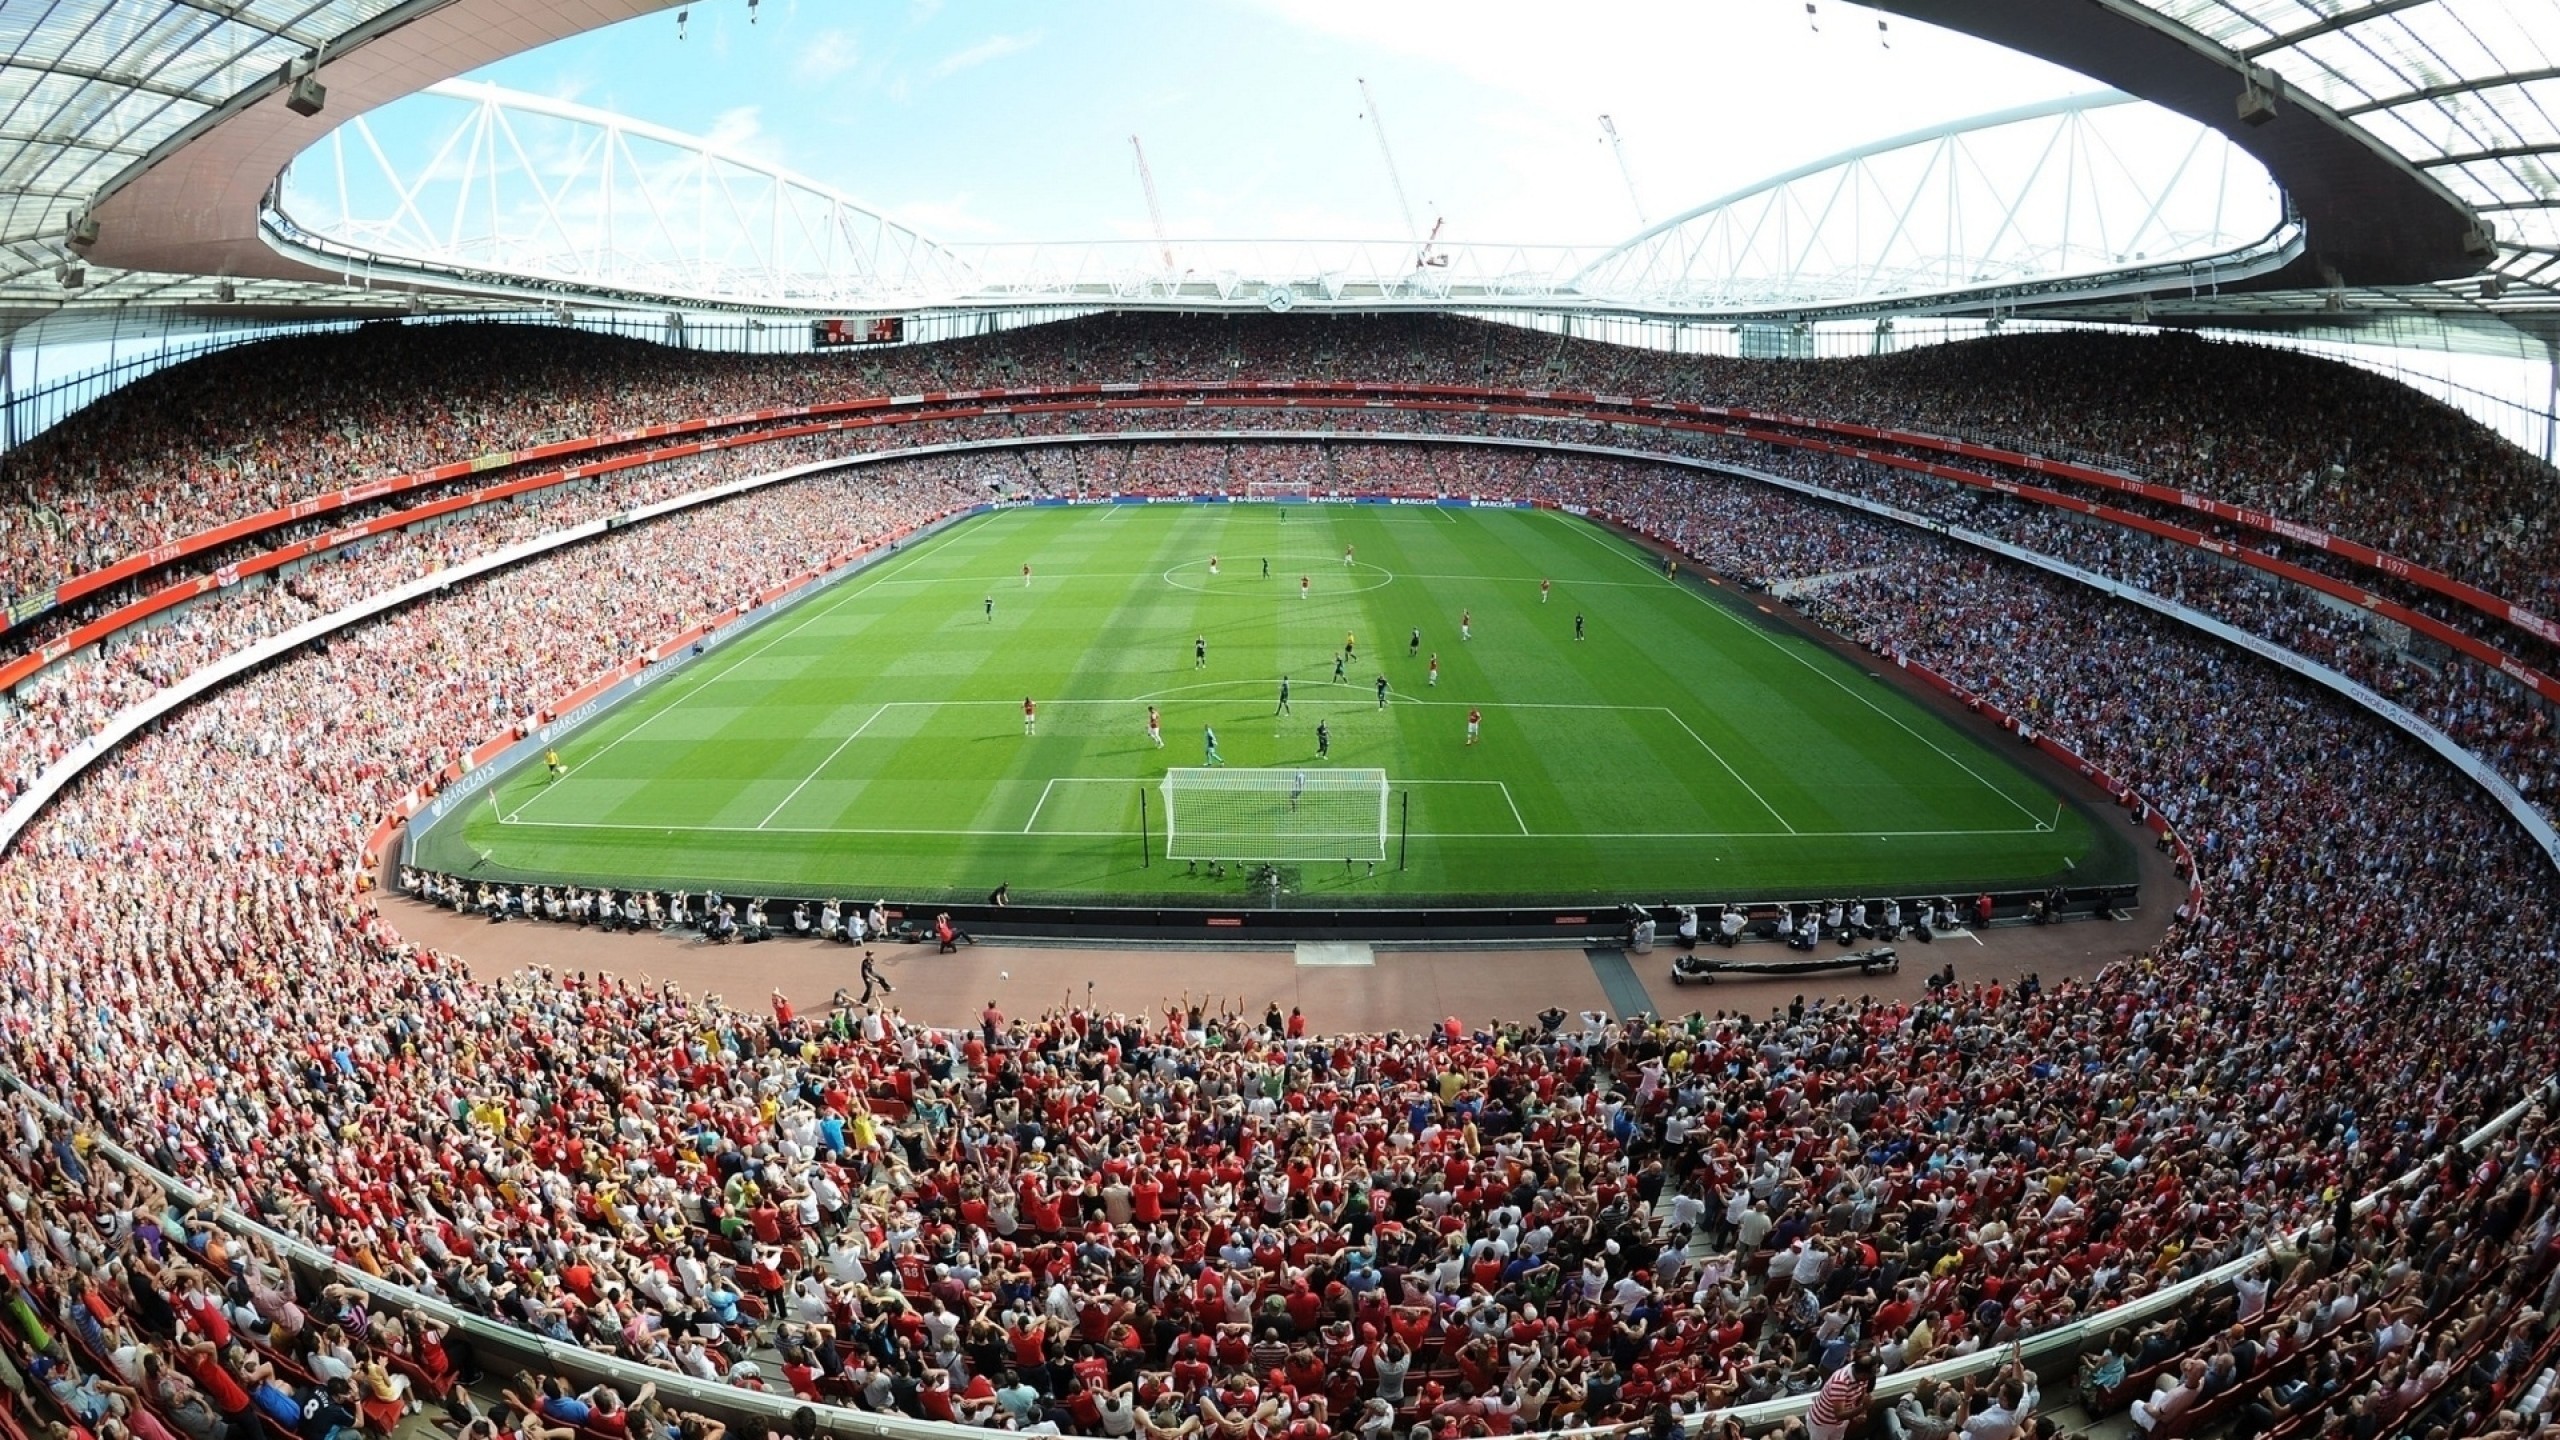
[0, 5, 2556, 1440]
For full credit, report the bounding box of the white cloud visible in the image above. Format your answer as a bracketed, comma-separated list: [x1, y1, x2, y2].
[702, 105, 783, 167]
[1243, 0, 2108, 244]
[539, 72, 597, 106]
[927, 31, 1041, 80]
[411, 0, 2157, 260]
[792, 30, 860, 83]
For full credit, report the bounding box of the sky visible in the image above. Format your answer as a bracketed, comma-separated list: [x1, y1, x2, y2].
[434, 0, 2111, 252]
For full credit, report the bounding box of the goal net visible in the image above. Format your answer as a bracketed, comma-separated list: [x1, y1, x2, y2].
[1243, 480, 1316, 502]
[1161, 767, 1388, 862]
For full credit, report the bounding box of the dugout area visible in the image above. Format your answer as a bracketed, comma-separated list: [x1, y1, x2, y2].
[406, 496, 2140, 930]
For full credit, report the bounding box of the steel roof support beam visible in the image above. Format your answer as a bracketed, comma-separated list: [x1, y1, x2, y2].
[2335, 66, 2560, 118]
[2237, 0, 2438, 59]
[1573, 90, 2288, 313]
[0, 56, 206, 105]
[276, 79, 973, 308]
[2419, 143, 2560, 169]
[1853, 0, 2483, 285]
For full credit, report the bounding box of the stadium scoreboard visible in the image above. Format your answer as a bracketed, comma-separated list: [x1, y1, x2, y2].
[814, 317, 905, 347]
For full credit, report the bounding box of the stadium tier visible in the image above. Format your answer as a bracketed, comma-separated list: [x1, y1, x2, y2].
[0, 314, 2554, 1440]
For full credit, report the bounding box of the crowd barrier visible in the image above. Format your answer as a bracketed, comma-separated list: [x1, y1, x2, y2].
[2, 1020, 2543, 1440]
[0, 448, 947, 852]
[1675, 446, 2560, 872]
[391, 890, 2139, 944]
[2, 427, 2553, 1438]
[12, 382, 2551, 718]
[16, 418, 2535, 902]
[377, 424, 2560, 910]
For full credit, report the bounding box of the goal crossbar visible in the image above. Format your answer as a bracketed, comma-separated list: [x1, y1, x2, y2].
[1161, 767, 1388, 861]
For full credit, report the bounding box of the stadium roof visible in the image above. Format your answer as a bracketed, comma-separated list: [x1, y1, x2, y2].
[1861, 0, 2559, 346]
[0, 0, 665, 342]
[0, 0, 2549, 354]
[2153, 0, 2555, 249]
[0, 1, 445, 323]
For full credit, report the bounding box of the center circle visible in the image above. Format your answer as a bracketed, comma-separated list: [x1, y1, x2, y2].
[1161, 558, 1396, 596]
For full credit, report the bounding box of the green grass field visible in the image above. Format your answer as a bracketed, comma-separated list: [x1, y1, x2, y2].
[420, 501, 2124, 906]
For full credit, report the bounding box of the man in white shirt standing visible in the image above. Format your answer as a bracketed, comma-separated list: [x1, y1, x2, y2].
[1965, 1349, 2041, 1440]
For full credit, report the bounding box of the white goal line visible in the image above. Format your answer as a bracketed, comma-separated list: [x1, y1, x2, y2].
[528, 688, 2035, 848]
[1021, 776, 1530, 837]
[494, 814, 2050, 842]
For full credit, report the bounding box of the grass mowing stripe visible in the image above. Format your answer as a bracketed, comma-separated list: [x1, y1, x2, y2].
[1657, 708, 1796, 834]
[436, 504, 2124, 903]
[757, 705, 887, 828]
[1551, 510, 2056, 828]
[497, 814, 2042, 840]
[509, 537, 942, 818]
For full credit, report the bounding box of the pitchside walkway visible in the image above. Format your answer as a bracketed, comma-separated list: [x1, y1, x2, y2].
[384, 859, 2176, 1033]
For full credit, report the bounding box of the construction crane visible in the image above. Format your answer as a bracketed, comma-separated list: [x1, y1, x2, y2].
[1355, 77, 1422, 248]
[1598, 115, 1647, 227]
[1129, 135, 1173, 271]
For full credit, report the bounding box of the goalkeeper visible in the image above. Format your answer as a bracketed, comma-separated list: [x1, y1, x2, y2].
[1203, 725, 1225, 767]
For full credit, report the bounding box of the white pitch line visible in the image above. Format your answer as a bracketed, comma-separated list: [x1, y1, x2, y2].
[1121, 682, 1677, 710]
[514, 540, 935, 817]
[1498, 780, 1529, 835]
[1021, 777, 1059, 834]
[575, 691, 1656, 713]
[1022, 776, 1163, 832]
[850, 562, 1667, 594]
[756, 705, 886, 829]
[1556, 512, 2053, 828]
[1658, 707, 1796, 835]
[495, 814, 2046, 841]
[1396, 572, 1656, 588]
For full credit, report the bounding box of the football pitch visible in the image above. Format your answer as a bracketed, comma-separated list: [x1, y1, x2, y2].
[424, 501, 2122, 905]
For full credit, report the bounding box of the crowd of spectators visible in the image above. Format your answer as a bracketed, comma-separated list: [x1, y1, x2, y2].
[1625, 437, 2560, 825]
[0, 324, 863, 602]
[1821, 334, 2559, 608]
[0, 319, 2551, 1440]
[5, 315, 2548, 649]
[0, 444, 2553, 1440]
[0, 431, 879, 812]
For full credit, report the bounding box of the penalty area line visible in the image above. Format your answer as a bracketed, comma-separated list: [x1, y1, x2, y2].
[1555, 512, 2053, 830]
[512, 540, 938, 818]
[756, 706, 887, 829]
[1658, 707, 1795, 835]
[1022, 778, 1059, 834]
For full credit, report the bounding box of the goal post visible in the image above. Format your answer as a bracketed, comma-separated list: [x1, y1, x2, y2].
[1160, 768, 1388, 862]
[1242, 480, 1315, 503]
